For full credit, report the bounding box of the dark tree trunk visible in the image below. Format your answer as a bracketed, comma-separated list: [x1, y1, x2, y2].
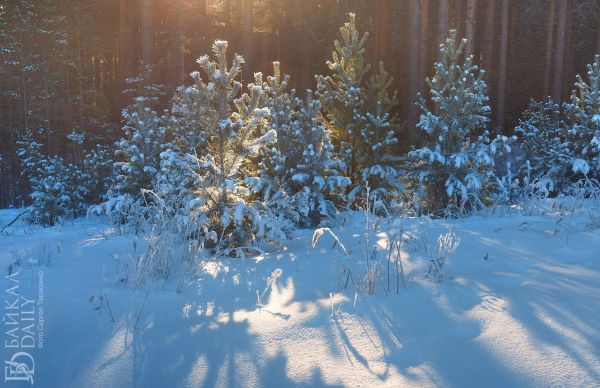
[552, 0, 568, 103]
[420, 0, 430, 91]
[464, 0, 477, 58]
[453, 0, 465, 35]
[563, 0, 574, 101]
[299, 2, 313, 92]
[408, 0, 421, 130]
[169, 5, 185, 87]
[495, 0, 509, 132]
[597, 4, 600, 54]
[436, 0, 449, 60]
[223, 0, 232, 28]
[241, 0, 254, 84]
[141, 0, 155, 67]
[482, 0, 495, 74]
[543, 0, 556, 98]
[375, 0, 389, 63]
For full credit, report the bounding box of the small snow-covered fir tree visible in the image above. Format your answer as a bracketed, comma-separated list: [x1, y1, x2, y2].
[169, 70, 210, 157]
[287, 91, 351, 226]
[316, 13, 400, 206]
[515, 98, 571, 192]
[123, 62, 165, 110]
[409, 30, 511, 213]
[154, 55, 218, 214]
[17, 130, 88, 225]
[83, 145, 114, 204]
[357, 62, 402, 205]
[246, 62, 349, 226]
[188, 40, 289, 252]
[114, 97, 166, 198]
[564, 54, 600, 181]
[246, 62, 298, 208]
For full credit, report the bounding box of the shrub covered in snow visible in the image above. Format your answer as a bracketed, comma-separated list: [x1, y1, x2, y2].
[564, 54, 600, 182]
[316, 13, 401, 207]
[285, 91, 351, 225]
[83, 145, 114, 204]
[17, 130, 89, 225]
[515, 55, 600, 195]
[114, 97, 166, 199]
[247, 62, 350, 226]
[409, 30, 511, 214]
[175, 40, 291, 252]
[515, 98, 571, 192]
[245, 62, 305, 225]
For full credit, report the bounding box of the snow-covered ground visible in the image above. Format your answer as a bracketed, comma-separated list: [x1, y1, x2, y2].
[1, 207, 600, 387]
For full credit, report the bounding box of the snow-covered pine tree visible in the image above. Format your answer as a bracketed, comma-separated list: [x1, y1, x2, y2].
[564, 54, 600, 181]
[153, 54, 219, 216]
[93, 96, 168, 223]
[189, 40, 289, 252]
[247, 62, 350, 227]
[83, 145, 114, 204]
[17, 130, 88, 225]
[245, 62, 298, 215]
[288, 90, 351, 226]
[168, 68, 210, 157]
[122, 62, 165, 110]
[409, 30, 511, 213]
[316, 13, 400, 207]
[515, 98, 570, 192]
[358, 62, 402, 205]
[93, 64, 169, 219]
[114, 97, 166, 198]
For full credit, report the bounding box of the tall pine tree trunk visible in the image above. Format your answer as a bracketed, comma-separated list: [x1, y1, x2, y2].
[543, 0, 556, 98]
[482, 0, 495, 75]
[408, 0, 421, 130]
[453, 0, 464, 35]
[241, 0, 254, 84]
[196, 0, 208, 56]
[552, 0, 568, 103]
[118, 0, 128, 95]
[375, 0, 389, 63]
[389, 1, 403, 85]
[436, 0, 449, 60]
[141, 0, 154, 68]
[77, 0, 86, 125]
[169, 6, 185, 87]
[464, 0, 477, 58]
[495, 0, 509, 132]
[596, 3, 600, 55]
[596, 5, 600, 54]
[299, 3, 312, 92]
[420, 0, 430, 91]
[563, 0, 574, 102]
[223, 0, 232, 30]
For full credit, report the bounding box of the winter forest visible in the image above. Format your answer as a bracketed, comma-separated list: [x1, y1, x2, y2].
[1, 1, 600, 387]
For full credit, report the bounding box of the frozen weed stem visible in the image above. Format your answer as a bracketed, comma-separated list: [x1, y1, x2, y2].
[427, 231, 460, 283]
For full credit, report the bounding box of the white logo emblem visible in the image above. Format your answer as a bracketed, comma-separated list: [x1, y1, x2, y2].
[5, 352, 35, 385]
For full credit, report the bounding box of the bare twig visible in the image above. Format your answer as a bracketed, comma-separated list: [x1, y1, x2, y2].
[1, 208, 30, 235]
[133, 289, 150, 331]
